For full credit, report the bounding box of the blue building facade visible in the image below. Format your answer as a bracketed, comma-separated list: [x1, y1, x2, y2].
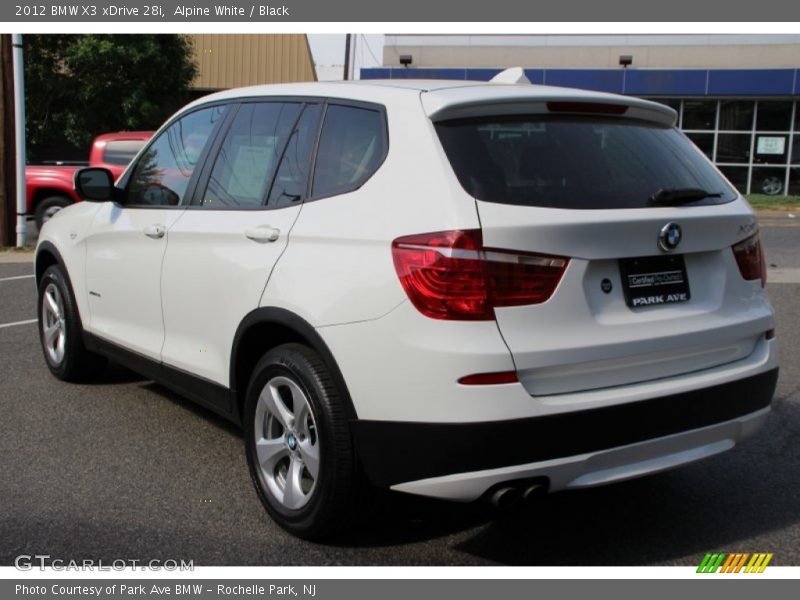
[362, 67, 800, 196]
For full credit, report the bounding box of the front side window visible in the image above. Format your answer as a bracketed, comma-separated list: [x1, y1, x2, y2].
[199, 102, 302, 208]
[312, 105, 386, 198]
[125, 105, 227, 206]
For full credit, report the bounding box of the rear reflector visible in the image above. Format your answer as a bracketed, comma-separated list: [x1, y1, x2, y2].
[392, 229, 569, 320]
[458, 371, 519, 385]
[546, 101, 629, 115]
[732, 232, 766, 288]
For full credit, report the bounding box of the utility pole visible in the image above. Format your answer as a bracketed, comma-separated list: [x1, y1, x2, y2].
[12, 34, 27, 247]
[343, 34, 351, 81]
[0, 34, 16, 247]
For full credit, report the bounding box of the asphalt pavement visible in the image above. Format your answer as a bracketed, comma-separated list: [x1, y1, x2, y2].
[0, 219, 799, 566]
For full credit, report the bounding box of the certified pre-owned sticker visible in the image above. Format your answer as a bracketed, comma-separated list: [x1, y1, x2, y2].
[628, 270, 685, 288]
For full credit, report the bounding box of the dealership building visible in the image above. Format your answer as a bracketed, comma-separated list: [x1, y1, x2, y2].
[362, 35, 800, 196]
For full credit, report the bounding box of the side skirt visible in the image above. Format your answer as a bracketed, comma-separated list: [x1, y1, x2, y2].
[83, 332, 239, 426]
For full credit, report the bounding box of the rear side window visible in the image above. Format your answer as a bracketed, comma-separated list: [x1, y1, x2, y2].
[312, 105, 386, 198]
[435, 116, 737, 209]
[199, 102, 302, 208]
[267, 103, 322, 208]
[103, 140, 147, 165]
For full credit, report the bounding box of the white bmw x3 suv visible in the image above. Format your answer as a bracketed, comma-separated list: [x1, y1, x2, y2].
[36, 80, 779, 538]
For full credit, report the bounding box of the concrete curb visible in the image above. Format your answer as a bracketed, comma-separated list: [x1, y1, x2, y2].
[0, 253, 34, 264]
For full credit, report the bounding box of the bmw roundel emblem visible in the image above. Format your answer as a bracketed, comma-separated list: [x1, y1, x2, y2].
[658, 222, 682, 252]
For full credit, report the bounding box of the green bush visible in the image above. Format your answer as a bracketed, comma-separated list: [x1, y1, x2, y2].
[25, 34, 197, 160]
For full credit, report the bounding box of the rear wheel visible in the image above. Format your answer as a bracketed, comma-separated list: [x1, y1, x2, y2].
[38, 265, 106, 381]
[244, 343, 362, 539]
[34, 196, 71, 230]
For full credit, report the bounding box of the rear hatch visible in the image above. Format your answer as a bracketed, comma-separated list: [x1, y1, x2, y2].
[426, 87, 772, 397]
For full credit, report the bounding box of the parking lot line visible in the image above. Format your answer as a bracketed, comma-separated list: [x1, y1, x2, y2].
[0, 274, 34, 282]
[0, 318, 37, 330]
[767, 268, 800, 284]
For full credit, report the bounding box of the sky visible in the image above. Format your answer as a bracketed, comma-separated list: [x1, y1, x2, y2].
[307, 34, 385, 80]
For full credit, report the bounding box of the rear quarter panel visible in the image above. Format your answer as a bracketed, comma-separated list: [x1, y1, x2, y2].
[262, 93, 483, 327]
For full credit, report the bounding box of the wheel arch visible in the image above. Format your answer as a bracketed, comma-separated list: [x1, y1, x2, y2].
[35, 242, 88, 333]
[230, 307, 359, 424]
[35, 241, 67, 287]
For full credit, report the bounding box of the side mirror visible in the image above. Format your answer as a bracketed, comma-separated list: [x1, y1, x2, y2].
[75, 167, 114, 202]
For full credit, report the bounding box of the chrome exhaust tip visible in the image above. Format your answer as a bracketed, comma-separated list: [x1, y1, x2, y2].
[489, 486, 521, 509]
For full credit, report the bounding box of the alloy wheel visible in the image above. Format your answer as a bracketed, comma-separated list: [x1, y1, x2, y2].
[41, 282, 66, 365]
[253, 375, 320, 510]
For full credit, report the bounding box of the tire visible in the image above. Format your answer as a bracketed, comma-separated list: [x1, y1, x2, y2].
[759, 176, 783, 196]
[38, 265, 107, 382]
[35, 196, 71, 231]
[244, 343, 362, 539]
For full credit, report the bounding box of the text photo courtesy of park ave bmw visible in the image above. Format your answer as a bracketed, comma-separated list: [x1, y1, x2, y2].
[1, 2, 800, 593]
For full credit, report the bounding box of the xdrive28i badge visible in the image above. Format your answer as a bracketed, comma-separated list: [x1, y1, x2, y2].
[658, 222, 682, 252]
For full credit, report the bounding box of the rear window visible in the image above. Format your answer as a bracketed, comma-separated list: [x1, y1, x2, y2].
[435, 116, 737, 209]
[103, 139, 147, 165]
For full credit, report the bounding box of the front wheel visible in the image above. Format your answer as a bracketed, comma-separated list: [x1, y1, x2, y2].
[244, 343, 362, 539]
[38, 265, 106, 381]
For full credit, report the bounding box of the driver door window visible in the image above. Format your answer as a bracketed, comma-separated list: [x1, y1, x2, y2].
[125, 105, 227, 206]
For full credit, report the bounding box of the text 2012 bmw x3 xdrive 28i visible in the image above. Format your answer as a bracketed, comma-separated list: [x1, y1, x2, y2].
[36, 80, 778, 538]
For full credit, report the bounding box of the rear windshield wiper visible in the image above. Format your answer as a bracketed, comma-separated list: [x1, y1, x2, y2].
[649, 188, 723, 205]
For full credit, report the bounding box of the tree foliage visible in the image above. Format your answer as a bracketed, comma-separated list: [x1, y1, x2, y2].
[24, 35, 198, 160]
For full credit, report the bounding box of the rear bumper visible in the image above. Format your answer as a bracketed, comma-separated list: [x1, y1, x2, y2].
[351, 368, 778, 498]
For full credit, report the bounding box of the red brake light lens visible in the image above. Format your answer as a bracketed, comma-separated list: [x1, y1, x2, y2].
[546, 101, 629, 115]
[732, 232, 766, 288]
[392, 229, 569, 320]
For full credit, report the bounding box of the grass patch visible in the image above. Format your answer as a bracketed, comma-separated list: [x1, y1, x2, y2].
[746, 194, 800, 211]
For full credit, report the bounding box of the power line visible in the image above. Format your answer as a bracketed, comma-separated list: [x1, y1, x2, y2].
[360, 34, 380, 66]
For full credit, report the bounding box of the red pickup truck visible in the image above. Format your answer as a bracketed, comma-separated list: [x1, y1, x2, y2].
[26, 131, 153, 229]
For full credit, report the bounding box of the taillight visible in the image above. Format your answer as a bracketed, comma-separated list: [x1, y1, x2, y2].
[391, 229, 569, 320]
[732, 232, 766, 287]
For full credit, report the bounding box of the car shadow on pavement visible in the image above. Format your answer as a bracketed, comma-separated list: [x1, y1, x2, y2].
[81, 360, 147, 385]
[328, 397, 800, 564]
[92, 364, 800, 565]
[139, 379, 243, 437]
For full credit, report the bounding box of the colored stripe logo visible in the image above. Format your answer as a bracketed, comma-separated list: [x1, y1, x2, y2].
[697, 552, 773, 573]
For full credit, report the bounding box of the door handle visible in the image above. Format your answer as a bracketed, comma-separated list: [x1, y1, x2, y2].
[245, 226, 280, 243]
[143, 224, 166, 239]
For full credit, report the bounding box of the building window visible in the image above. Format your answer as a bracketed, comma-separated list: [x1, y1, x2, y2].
[756, 101, 793, 132]
[646, 99, 797, 196]
[719, 101, 754, 132]
[752, 167, 788, 196]
[718, 166, 749, 195]
[717, 133, 751, 164]
[685, 132, 714, 159]
[682, 100, 717, 130]
[789, 168, 800, 195]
